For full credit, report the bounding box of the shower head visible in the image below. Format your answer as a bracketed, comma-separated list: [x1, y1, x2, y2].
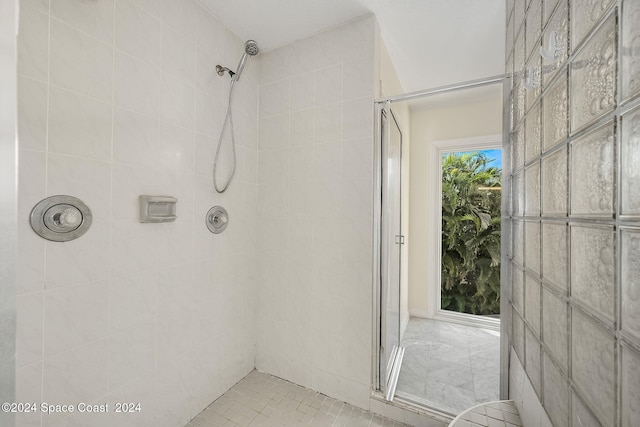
[232, 39, 259, 82]
[244, 40, 259, 56]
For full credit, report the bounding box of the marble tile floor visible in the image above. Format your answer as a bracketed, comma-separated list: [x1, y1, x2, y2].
[395, 318, 500, 415]
[450, 401, 522, 427]
[185, 370, 411, 427]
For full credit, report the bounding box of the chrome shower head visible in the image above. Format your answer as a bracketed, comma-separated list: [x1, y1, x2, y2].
[244, 40, 259, 56]
[231, 40, 259, 82]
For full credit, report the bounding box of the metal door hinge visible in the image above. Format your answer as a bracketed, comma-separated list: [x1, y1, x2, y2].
[395, 235, 405, 245]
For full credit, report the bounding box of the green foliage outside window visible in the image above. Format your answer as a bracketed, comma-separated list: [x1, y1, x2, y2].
[441, 152, 502, 315]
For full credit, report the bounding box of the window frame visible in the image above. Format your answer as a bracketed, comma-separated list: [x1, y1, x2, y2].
[427, 134, 503, 331]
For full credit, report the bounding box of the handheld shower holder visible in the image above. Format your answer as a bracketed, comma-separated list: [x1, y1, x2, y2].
[216, 65, 235, 78]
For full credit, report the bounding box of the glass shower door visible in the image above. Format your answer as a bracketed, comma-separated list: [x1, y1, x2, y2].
[379, 106, 404, 400]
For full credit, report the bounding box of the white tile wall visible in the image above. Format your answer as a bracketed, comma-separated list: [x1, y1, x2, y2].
[49, 19, 114, 102]
[509, 350, 552, 427]
[16, 1, 258, 426]
[255, 15, 377, 410]
[16, 4, 445, 426]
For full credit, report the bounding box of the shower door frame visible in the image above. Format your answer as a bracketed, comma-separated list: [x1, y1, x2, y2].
[372, 74, 511, 413]
[376, 103, 405, 401]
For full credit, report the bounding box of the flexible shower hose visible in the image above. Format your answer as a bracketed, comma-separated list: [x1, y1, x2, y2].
[213, 79, 237, 193]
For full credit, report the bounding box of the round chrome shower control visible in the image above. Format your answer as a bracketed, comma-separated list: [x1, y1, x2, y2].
[206, 206, 229, 234]
[43, 204, 83, 232]
[30, 195, 92, 242]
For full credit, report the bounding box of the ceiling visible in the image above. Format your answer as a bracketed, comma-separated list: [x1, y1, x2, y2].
[200, 0, 505, 94]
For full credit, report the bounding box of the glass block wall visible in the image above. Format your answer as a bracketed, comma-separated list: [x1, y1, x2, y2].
[505, 0, 640, 425]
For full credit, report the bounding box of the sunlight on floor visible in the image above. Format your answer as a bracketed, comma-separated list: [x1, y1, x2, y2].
[396, 318, 500, 414]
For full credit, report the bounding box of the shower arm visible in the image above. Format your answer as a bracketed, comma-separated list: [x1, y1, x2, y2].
[216, 65, 235, 78]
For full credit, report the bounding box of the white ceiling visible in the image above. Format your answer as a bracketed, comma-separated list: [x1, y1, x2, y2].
[200, 0, 505, 94]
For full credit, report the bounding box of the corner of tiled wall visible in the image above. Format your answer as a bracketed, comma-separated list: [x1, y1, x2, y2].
[16, 0, 259, 426]
[505, 0, 640, 425]
[255, 13, 378, 411]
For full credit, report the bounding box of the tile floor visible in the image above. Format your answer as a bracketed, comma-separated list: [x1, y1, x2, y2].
[396, 318, 500, 415]
[185, 370, 411, 427]
[450, 401, 522, 427]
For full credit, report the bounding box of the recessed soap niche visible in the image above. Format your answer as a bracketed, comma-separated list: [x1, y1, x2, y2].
[138, 195, 177, 223]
